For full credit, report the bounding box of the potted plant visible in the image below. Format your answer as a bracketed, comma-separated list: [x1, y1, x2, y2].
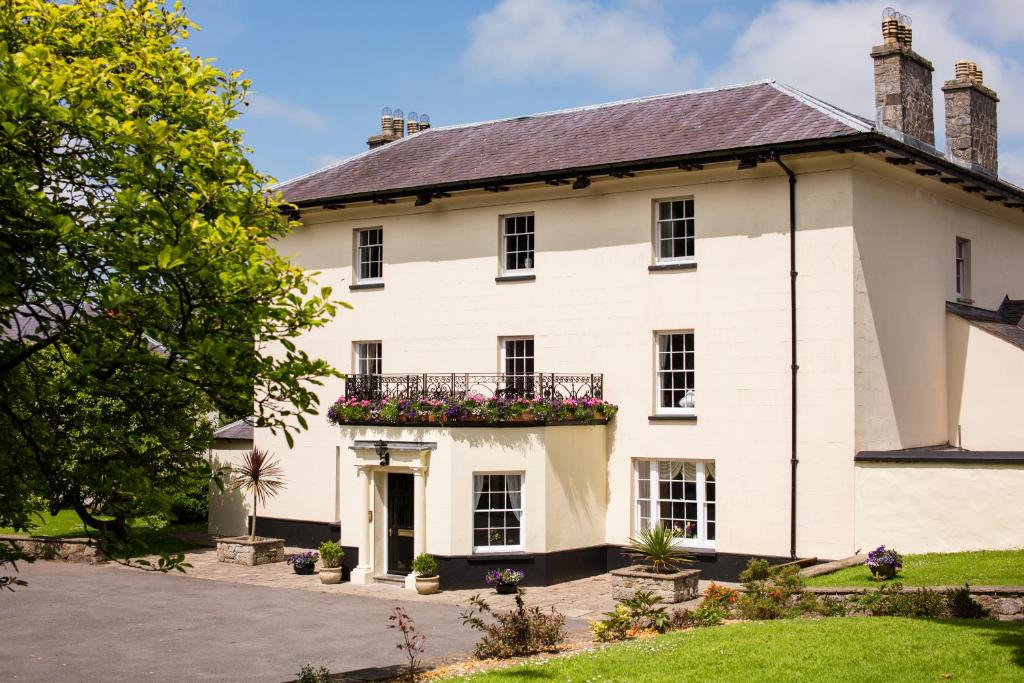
[866, 545, 903, 580]
[216, 447, 287, 565]
[485, 568, 524, 594]
[411, 553, 440, 594]
[286, 551, 319, 575]
[610, 524, 700, 603]
[318, 540, 345, 584]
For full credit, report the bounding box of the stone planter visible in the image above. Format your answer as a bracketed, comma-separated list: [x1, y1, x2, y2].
[216, 536, 285, 566]
[610, 565, 701, 603]
[415, 575, 440, 595]
[319, 567, 343, 584]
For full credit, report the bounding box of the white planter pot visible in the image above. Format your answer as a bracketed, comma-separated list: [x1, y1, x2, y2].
[415, 576, 440, 595]
[319, 566, 343, 584]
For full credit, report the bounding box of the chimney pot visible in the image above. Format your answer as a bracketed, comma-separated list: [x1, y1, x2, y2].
[942, 62, 999, 174]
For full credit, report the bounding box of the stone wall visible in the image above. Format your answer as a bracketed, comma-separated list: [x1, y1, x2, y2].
[804, 585, 1024, 622]
[610, 565, 700, 604]
[1, 534, 107, 564]
[215, 537, 285, 566]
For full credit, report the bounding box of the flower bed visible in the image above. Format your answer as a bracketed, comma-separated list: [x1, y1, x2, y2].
[327, 394, 617, 426]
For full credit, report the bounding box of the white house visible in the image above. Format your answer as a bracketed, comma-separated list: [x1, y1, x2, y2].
[210, 16, 1024, 589]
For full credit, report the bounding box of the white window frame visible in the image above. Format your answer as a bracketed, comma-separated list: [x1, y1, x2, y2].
[955, 237, 971, 301]
[472, 472, 525, 553]
[353, 341, 382, 376]
[354, 227, 383, 283]
[634, 459, 715, 550]
[499, 336, 535, 393]
[653, 197, 695, 265]
[500, 213, 535, 274]
[654, 331, 696, 416]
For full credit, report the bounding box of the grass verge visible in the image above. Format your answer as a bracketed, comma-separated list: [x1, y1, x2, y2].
[0, 510, 204, 556]
[460, 617, 1024, 682]
[805, 549, 1024, 587]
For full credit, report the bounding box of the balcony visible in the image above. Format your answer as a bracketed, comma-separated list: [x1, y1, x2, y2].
[327, 373, 615, 427]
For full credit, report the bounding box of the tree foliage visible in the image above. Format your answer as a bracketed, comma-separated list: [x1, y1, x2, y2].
[0, 1, 339, 546]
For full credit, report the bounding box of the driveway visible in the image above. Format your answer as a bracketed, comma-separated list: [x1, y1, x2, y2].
[1, 562, 481, 682]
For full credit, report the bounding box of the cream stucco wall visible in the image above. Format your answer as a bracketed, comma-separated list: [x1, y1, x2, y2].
[855, 462, 1024, 553]
[946, 315, 1024, 450]
[248, 149, 1024, 566]
[207, 440, 253, 537]
[852, 158, 1024, 453]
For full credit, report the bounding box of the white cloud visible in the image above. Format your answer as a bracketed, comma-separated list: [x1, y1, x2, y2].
[245, 92, 328, 129]
[462, 0, 697, 90]
[710, 0, 1024, 145]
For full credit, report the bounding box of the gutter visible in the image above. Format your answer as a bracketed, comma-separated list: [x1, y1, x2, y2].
[772, 152, 799, 561]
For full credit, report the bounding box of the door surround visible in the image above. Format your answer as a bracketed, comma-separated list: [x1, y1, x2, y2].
[349, 440, 433, 589]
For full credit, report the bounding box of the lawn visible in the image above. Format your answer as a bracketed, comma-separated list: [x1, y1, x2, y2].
[805, 549, 1024, 587]
[462, 618, 1024, 682]
[0, 509, 205, 556]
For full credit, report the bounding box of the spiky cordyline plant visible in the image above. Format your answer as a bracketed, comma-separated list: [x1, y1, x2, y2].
[624, 524, 693, 574]
[232, 448, 286, 540]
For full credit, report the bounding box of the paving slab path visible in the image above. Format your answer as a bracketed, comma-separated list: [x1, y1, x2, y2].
[1, 561, 486, 682]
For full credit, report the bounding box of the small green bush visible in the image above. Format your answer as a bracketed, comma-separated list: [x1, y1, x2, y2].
[296, 663, 331, 683]
[737, 560, 805, 620]
[852, 583, 946, 618]
[590, 590, 670, 641]
[411, 552, 437, 577]
[317, 540, 345, 569]
[946, 585, 989, 619]
[461, 590, 566, 659]
[170, 478, 208, 523]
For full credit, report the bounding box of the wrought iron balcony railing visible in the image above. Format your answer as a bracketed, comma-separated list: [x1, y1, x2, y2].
[344, 373, 603, 402]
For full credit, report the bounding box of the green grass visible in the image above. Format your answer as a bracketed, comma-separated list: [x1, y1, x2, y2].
[463, 618, 1024, 682]
[805, 550, 1024, 587]
[0, 510, 204, 556]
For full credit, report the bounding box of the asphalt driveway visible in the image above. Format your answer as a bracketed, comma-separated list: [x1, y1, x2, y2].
[1, 562, 481, 682]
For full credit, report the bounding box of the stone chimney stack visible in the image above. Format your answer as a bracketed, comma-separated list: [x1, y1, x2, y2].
[870, 8, 935, 145]
[942, 60, 999, 175]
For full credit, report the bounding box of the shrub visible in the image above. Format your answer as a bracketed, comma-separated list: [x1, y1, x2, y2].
[816, 595, 848, 618]
[852, 582, 945, 618]
[689, 582, 739, 627]
[866, 545, 903, 580]
[590, 590, 670, 641]
[736, 560, 805, 620]
[411, 553, 437, 577]
[946, 585, 989, 619]
[389, 607, 426, 683]
[296, 664, 331, 683]
[170, 477, 209, 523]
[460, 590, 566, 659]
[624, 524, 692, 574]
[318, 541, 344, 569]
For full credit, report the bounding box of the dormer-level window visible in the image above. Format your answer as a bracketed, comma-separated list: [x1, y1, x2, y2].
[955, 237, 971, 301]
[654, 198, 695, 264]
[355, 227, 383, 283]
[501, 214, 534, 273]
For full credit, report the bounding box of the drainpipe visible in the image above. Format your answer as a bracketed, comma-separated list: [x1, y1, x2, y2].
[772, 152, 799, 560]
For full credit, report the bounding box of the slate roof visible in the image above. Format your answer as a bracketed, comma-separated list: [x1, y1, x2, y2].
[213, 417, 254, 441]
[947, 299, 1024, 351]
[273, 81, 871, 205]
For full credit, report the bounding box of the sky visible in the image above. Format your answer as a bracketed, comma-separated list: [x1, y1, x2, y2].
[181, 0, 1024, 186]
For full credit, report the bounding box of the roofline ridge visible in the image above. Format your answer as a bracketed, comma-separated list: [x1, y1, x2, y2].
[430, 80, 779, 134]
[767, 81, 873, 133]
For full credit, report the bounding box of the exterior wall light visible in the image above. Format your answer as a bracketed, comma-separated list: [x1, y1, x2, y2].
[374, 439, 390, 466]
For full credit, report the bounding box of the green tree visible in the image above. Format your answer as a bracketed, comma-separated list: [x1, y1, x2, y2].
[0, 0, 339, 555]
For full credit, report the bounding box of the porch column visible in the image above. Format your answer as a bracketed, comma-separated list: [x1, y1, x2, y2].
[350, 465, 374, 585]
[405, 466, 427, 591]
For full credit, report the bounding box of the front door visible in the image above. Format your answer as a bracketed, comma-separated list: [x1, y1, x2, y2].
[386, 472, 414, 574]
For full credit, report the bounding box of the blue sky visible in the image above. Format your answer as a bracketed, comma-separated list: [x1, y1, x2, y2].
[182, 0, 1024, 185]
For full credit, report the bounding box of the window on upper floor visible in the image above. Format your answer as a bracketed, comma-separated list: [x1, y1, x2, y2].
[501, 214, 535, 274]
[354, 341, 382, 375]
[955, 237, 971, 301]
[654, 198, 695, 264]
[655, 331, 695, 415]
[500, 336, 535, 394]
[473, 473, 524, 552]
[635, 459, 715, 549]
[355, 227, 383, 283]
